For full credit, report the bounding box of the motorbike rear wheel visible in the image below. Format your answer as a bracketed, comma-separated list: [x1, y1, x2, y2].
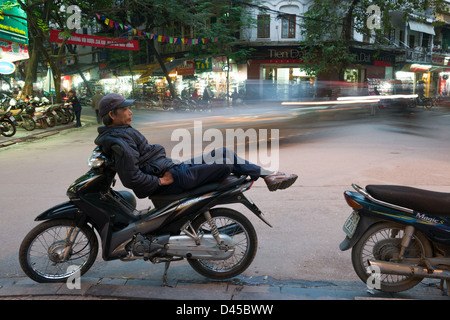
[351, 222, 432, 293]
[19, 219, 98, 283]
[188, 208, 257, 280]
[47, 114, 56, 127]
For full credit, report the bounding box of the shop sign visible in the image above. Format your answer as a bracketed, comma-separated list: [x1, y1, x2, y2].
[0, 38, 28, 62]
[177, 60, 195, 75]
[268, 48, 302, 59]
[350, 48, 394, 66]
[0, 60, 15, 74]
[50, 29, 139, 51]
[195, 58, 212, 73]
[0, 1, 28, 44]
[432, 56, 449, 66]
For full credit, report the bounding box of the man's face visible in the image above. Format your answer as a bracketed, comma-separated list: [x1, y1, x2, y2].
[109, 107, 132, 126]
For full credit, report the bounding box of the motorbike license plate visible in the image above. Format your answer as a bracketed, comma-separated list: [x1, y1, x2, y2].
[32, 116, 37, 121]
[343, 211, 360, 238]
[9, 116, 15, 121]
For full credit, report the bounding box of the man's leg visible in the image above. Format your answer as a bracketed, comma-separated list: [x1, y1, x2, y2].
[190, 147, 262, 180]
[192, 148, 298, 191]
[155, 162, 232, 195]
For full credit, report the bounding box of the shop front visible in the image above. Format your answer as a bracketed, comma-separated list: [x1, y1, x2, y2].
[174, 56, 244, 101]
[134, 57, 245, 103]
[0, 1, 28, 90]
[395, 61, 447, 98]
[246, 46, 314, 101]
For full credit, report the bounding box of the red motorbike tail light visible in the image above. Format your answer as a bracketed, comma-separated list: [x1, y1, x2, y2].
[344, 192, 363, 209]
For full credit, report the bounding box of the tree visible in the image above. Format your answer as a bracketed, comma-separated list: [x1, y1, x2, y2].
[96, 0, 257, 98]
[299, 0, 450, 81]
[15, 0, 112, 101]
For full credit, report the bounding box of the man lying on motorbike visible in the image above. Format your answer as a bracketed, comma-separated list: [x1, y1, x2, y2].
[94, 93, 298, 199]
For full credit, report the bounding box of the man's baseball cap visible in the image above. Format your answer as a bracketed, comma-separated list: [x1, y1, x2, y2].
[99, 93, 135, 117]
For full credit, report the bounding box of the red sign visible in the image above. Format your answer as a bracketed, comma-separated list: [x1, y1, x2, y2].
[373, 60, 392, 67]
[176, 60, 195, 75]
[50, 29, 139, 51]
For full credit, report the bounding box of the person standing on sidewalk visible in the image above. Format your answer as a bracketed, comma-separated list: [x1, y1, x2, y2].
[68, 89, 82, 127]
[91, 89, 104, 124]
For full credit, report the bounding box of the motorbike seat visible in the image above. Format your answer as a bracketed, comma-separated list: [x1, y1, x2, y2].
[150, 175, 247, 208]
[366, 185, 450, 216]
[10, 109, 22, 116]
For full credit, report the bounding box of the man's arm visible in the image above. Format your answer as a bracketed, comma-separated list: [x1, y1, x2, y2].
[112, 143, 163, 198]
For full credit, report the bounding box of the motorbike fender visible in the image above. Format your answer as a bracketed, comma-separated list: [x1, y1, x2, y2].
[35, 201, 78, 221]
[339, 213, 382, 251]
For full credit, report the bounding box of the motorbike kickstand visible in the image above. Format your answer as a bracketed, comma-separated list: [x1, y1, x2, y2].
[162, 261, 172, 287]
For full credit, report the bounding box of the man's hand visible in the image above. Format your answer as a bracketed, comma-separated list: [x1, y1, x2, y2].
[159, 171, 174, 186]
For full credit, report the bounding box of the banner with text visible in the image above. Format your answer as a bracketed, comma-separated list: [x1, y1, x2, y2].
[50, 29, 139, 51]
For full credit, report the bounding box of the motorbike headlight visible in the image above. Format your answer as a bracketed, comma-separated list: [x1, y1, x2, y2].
[88, 150, 104, 168]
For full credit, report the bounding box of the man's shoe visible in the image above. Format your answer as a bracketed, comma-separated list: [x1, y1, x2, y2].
[264, 172, 298, 191]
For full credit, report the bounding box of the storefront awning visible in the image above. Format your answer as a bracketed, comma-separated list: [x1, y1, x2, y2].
[408, 21, 435, 35]
[152, 59, 185, 76]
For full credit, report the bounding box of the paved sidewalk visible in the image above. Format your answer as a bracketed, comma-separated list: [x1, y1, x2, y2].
[0, 106, 99, 149]
[0, 275, 448, 300]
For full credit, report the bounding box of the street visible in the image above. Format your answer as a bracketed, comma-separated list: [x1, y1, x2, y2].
[1, 103, 450, 296]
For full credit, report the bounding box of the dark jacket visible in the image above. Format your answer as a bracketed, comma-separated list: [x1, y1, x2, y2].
[94, 125, 176, 198]
[68, 95, 81, 111]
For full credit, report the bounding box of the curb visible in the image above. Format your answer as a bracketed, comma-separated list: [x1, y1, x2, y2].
[0, 276, 448, 300]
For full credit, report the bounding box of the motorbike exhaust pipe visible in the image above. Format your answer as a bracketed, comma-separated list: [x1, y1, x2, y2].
[368, 260, 450, 280]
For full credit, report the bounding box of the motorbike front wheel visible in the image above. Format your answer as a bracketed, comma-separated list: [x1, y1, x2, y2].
[188, 208, 257, 280]
[19, 219, 98, 283]
[22, 118, 36, 131]
[0, 119, 16, 137]
[351, 222, 432, 293]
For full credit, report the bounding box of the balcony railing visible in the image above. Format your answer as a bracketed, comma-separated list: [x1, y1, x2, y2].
[405, 48, 432, 63]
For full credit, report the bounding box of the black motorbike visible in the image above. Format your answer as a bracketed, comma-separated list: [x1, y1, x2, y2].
[19, 148, 271, 284]
[340, 183, 450, 294]
[0, 106, 16, 137]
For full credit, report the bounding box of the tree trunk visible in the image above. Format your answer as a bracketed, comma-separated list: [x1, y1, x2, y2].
[148, 39, 176, 98]
[23, 37, 41, 96]
[338, 0, 361, 81]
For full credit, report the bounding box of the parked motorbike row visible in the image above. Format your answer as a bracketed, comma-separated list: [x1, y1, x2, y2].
[0, 95, 75, 138]
[133, 96, 212, 112]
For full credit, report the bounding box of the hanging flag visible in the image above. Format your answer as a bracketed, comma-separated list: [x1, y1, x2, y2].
[95, 14, 220, 45]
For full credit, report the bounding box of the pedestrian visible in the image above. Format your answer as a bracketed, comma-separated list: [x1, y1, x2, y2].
[202, 87, 210, 102]
[94, 93, 297, 199]
[68, 89, 82, 127]
[91, 89, 104, 124]
[192, 88, 199, 101]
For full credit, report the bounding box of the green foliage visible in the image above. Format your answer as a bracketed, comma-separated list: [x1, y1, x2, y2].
[299, 0, 450, 79]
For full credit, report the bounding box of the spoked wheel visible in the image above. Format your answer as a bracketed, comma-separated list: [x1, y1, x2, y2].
[57, 110, 70, 124]
[19, 219, 98, 283]
[351, 222, 432, 293]
[22, 117, 36, 131]
[188, 208, 257, 280]
[37, 118, 48, 129]
[47, 114, 56, 127]
[0, 119, 16, 137]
